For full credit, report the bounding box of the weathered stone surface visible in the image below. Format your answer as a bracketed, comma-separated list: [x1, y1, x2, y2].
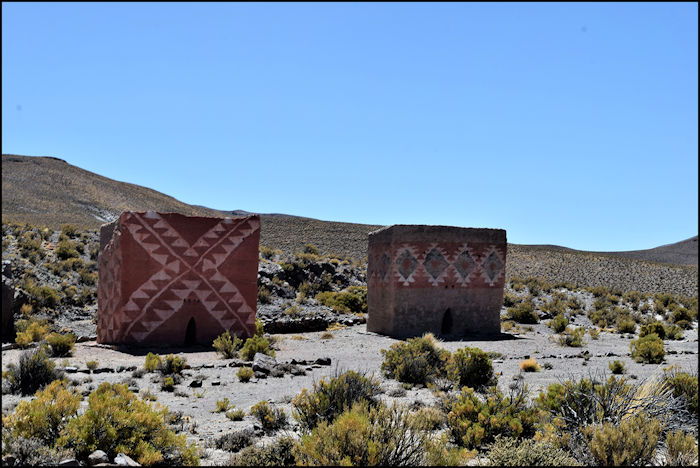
[58, 459, 81, 466]
[114, 453, 140, 466]
[97, 212, 260, 345]
[367, 225, 506, 338]
[252, 352, 277, 374]
[89, 450, 110, 465]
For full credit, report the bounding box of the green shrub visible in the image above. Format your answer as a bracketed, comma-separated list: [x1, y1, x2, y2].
[231, 436, 298, 466]
[303, 244, 320, 255]
[239, 335, 275, 361]
[315, 286, 368, 314]
[34, 285, 61, 309]
[608, 360, 626, 375]
[294, 401, 425, 466]
[249, 401, 287, 432]
[237, 367, 254, 382]
[55, 240, 80, 260]
[255, 318, 265, 337]
[57, 382, 199, 465]
[213, 428, 255, 452]
[506, 300, 538, 324]
[292, 369, 382, 432]
[86, 360, 99, 371]
[664, 430, 698, 466]
[213, 330, 243, 359]
[502, 291, 520, 308]
[214, 398, 231, 413]
[144, 352, 162, 372]
[670, 307, 693, 328]
[3, 380, 81, 446]
[485, 436, 581, 466]
[380, 333, 450, 385]
[548, 314, 568, 333]
[558, 327, 585, 347]
[630, 333, 665, 364]
[3, 347, 64, 395]
[15, 320, 49, 347]
[60, 224, 79, 237]
[446, 386, 540, 449]
[616, 317, 636, 334]
[663, 368, 698, 415]
[664, 324, 684, 340]
[225, 408, 246, 421]
[45, 332, 76, 357]
[639, 321, 666, 340]
[422, 434, 476, 466]
[158, 354, 187, 375]
[447, 347, 496, 390]
[161, 376, 175, 392]
[582, 414, 661, 466]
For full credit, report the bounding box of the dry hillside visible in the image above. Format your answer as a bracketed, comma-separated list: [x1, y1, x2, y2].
[1, 154, 229, 228]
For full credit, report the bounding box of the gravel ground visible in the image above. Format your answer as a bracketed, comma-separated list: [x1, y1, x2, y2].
[3, 311, 697, 466]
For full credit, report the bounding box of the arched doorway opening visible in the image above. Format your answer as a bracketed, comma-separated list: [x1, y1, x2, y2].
[441, 308, 453, 336]
[185, 317, 197, 346]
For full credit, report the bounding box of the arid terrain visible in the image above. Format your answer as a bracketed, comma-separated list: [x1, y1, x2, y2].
[1, 154, 698, 466]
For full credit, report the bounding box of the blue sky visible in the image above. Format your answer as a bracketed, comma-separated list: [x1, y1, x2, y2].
[2, 2, 697, 251]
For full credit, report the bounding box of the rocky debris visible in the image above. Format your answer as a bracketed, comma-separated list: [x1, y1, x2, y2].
[58, 459, 81, 466]
[88, 450, 109, 466]
[252, 353, 277, 374]
[258, 305, 364, 334]
[189, 379, 203, 388]
[114, 453, 140, 466]
[2, 261, 15, 342]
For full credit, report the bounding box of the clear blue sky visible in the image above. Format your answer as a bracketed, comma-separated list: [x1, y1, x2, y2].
[3, 2, 697, 252]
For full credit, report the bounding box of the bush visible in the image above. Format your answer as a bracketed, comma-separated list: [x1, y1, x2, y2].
[558, 327, 585, 347]
[664, 368, 698, 416]
[292, 369, 382, 432]
[159, 354, 187, 375]
[669, 307, 693, 326]
[3, 347, 65, 395]
[315, 286, 368, 314]
[161, 376, 175, 392]
[258, 286, 272, 304]
[213, 428, 255, 452]
[255, 318, 265, 337]
[239, 336, 275, 361]
[639, 321, 666, 340]
[45, 332, 76, 357]
[506, 300, 538, 324]
[60, 224, 79, 237]
[144, 352, 162, 372]
[380, 333, 450, 385]
[58, 382, 199, 465]
[226, 408, 246, 421]
[214, 398, 231, 413]
[231, 436, 298, 466]
[664, 430, 698, 466]
[294, 401, 425, 466]
[249, 401, 287, 432]
[86, 360, 99, 371]
[15, 320, 49, 347]
[616, 317, 636, 334]
[630, 333, 665, 364]
[548, 314, 568, 333]
[448, 347, 497, 390]
[520, 358, 541, 372]
[55, 240, 80, 260]
[485, 436, 581, 466]
[446, 386, 540, 449]
[664, 324, 684, 340]
[213, 330, 243, 359]
[303, 243, 320, 255]
[502, 291, 520, 308]
[3, 380, 81, 446]
[608, 360, 626, 375]
[583, 414, 661, 466]
[237, 367, 254, 382]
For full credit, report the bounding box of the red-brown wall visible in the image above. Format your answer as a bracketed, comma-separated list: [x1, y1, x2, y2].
[97, 212, 260, 345]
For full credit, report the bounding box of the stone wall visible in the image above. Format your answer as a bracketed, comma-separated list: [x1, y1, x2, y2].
[366, 225, 506, 339]
[97, 212, 260, 345]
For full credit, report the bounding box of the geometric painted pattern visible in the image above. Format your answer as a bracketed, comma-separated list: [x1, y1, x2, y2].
[98, 212, 259, 344]
[369, 241, 506, 289]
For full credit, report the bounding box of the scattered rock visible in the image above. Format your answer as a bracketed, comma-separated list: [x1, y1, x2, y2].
[65, 366, 79, 373]
[211, 381, 221, 386]
[314, 357, 331, 366]
[253, 353, 277, 374]
[114, 453, 140, 466]
[88, 450, 109, 465]
[58, 459, 81, 466]
[189, 379, 203, 388]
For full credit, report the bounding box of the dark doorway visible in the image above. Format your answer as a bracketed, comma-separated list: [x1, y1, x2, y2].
[441, 308, 453, 335]
[185, 317, 197, 346]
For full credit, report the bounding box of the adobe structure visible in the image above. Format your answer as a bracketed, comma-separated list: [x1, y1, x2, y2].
[366, 225, 506, 339]
[97, 211, 260, 346]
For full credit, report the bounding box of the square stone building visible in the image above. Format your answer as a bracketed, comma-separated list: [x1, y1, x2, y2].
[98, 211, 260, 345]
[367, 225, 506, 339]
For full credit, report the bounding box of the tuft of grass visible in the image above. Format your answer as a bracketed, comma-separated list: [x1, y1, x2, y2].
[519, 358, 541, 372]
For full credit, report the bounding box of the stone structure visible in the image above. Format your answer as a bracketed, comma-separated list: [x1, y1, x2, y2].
[98, 212, 260, 345]
[366, 225, 506, 338]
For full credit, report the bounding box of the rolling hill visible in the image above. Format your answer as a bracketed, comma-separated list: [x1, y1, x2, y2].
[2, 153, 697, 295]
